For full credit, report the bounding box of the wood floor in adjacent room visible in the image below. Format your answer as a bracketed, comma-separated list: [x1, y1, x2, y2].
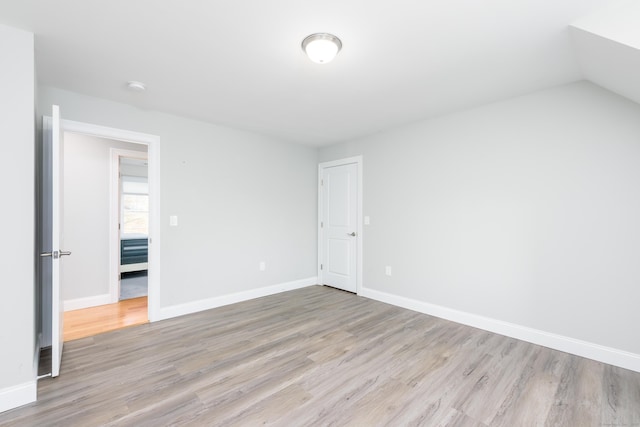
[63, 296, 148, 342]
[2, 286, 639, 426]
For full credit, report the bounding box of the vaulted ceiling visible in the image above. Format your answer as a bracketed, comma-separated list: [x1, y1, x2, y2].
[0, 0, 637, 146]
[570, 1, 640, 106]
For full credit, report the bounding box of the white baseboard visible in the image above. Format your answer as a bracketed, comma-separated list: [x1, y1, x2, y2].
[0, 381, 37, 414]
[64, 293, 111, 312]
[158, 277, 318, 321]
[360, 287, 640, 373]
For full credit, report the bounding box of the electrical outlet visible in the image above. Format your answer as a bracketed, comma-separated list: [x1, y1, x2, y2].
[259, 261, 266, 271]
[385, 266, 392, 276]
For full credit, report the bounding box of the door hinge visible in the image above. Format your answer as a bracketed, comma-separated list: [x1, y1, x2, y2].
[321, 221, 323, 228]
[320, 264, 323, 270]
[321, 179, 324, 186]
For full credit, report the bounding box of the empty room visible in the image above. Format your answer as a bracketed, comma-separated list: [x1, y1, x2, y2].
[1, 0, 639, 425]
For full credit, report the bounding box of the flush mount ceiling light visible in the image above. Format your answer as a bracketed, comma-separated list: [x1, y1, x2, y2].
[302, 33, 342, 64]
[126, 81, 146, 92]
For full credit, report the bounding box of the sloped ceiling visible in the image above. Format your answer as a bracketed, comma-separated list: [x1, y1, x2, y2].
[570, 1, 640, 106]
[0, 0, 632, 146]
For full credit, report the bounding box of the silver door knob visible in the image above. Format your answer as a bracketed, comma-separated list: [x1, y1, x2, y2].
[348, 232, 356, 236]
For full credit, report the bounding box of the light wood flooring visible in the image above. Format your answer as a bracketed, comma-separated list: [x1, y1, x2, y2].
[63, 296, 148, 342]
[2, 286, 639, 426]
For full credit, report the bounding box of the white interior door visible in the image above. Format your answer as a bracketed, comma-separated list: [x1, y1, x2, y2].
[321, 163, 358, 292]
[43, 105, 68, 377]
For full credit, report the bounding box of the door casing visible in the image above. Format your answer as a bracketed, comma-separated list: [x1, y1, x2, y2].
[42, 118, 162, 324]
[318, 156, 363, 294]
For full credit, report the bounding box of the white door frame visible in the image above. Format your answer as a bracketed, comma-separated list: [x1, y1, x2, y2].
[318, 156, 363, 294]
[61, 119, 162, 322]
[109, 148, 149, 303]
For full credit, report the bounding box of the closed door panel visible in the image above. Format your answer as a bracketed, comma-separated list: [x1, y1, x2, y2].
[327, 238, 350, 276]
[322, 163, 357, 292]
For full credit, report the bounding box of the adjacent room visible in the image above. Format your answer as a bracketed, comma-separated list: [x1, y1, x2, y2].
[1, 0, 639, 425]
[60, 133, 149, 342]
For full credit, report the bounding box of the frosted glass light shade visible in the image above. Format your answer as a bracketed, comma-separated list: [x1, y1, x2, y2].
[302, 33, 342, 64]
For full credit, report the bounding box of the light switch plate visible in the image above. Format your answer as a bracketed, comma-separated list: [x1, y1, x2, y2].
[169, 215, 178, 226]
[364, 216, 370, 225]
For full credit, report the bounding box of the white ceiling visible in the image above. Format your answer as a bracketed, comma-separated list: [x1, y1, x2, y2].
[0, 0, 622, 146]
[570, 1, 640, 106]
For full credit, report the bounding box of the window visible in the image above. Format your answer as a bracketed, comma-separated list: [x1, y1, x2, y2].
[121, 175, 149, 235]
[122, 194, 149, 235]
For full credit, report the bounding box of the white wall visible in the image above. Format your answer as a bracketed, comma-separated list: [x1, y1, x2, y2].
[63, 133, 146, 304]
[319, 81, 640, 361]
[38, 86, 318, 315]
[0, 24, 36, 412]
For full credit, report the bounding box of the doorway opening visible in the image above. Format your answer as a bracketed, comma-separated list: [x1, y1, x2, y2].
[40, 109, 160, 377]
[61, 136, 149, 341]
[117, 154, 150, 302]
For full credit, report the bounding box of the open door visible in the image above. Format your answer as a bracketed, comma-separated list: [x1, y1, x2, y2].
[41, 105, 69, 377]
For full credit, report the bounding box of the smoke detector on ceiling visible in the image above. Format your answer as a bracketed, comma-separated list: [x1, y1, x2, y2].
[126, 81, 146, 92]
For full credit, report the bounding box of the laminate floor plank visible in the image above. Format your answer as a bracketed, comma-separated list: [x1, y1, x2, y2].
[545, 357, 604, 427]
[601, 364, 640, 426]
[1, 285, 639, 426]
[452, 339, 537, 425]
[490, 347, 569, 426]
